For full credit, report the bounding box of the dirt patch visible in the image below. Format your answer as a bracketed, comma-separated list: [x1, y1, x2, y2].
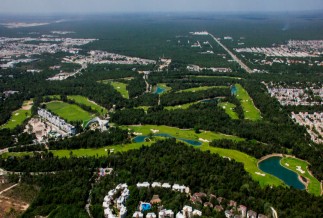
[0, 195, 29, 217]
[21, 100, 33, 110]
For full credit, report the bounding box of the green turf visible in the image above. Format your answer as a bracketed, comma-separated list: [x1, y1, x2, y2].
[0, 100, 32, 130]
[218, 102, 239, 119]
[280, 157, 321, 196]
[46, 101, 94, 122]
[135, 106, 150, 112]
[67, 95, 108, 115]
[110, 82, 129, 99]
[124, 125, 243, 143]
[176, 86, 227, 93]
[165, 102, 199, 110]
[193, 76, 243, 80]
[200, 145, 284, 187]
[235, 84, 262, 121]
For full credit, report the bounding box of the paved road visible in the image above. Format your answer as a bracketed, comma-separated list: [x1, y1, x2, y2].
[208, 33, 253, 74]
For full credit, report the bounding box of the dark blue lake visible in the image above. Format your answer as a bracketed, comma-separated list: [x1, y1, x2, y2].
[258, 156, 305, 190]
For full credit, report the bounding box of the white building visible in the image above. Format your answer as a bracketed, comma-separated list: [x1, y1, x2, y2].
[159, 209, 174, 218]
[137, 182, 150, 188]
[147, 213, 157, 218]
[133, 211, 144, 218]
[38, 108, 76, 135]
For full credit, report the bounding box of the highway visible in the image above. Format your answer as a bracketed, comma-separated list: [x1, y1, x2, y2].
[208, 33, 253, 74]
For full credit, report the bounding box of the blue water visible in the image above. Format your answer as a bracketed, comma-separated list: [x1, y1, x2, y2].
[154, 86, 165, 94]
[133, 135, 148, 143]
[133, 133, 202, 146]
[141, 203, 151, 211]
[258, 156, 305, 190]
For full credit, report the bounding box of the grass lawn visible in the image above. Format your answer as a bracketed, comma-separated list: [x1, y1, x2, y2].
[235, 84, 262, 121]
[110, 82, 129, 99]
[193, 76, 243, 80]
[218, 102, 239, 119]
[46, 101, 94, 122]
[135, 106, 150, 112]
[67, 95, 107, 115]
[0, 100, 32, 130]
[176, 86, 226, 93]
[124, 125, 243, 143]
[280, 157, 321, 196]
[165, 102, 199, 110]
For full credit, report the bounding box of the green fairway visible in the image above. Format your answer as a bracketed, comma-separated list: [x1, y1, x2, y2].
[177, 86, 226, 93]
[281, 157, 321, 196]
[165, 102, 199, 110]
[124, 125, 243, 143]
[46, 101, 94, 122]
[67, 95, 107, 115]
[200, 145, 284, 187]
[193, 76, 243, 80]
[0, 100, 32, 130]
[235, 84, 262, 121]
[110, 82, 129, 99]
[218, 102, 239, 119]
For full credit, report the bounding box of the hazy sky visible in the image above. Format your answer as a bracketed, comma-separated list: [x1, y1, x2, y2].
[1, 0, 323, 14]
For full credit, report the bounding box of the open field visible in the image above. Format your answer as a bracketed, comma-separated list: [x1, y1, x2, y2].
[67, 95, 108, 115]
[109, 82, 129, 99]
[0, 100, 33, 130]
[281, 157, 321, 196]
[46, 101, 94, 122]
[235, 84, 262, 121]
[200, 146, 284, 187]
[176, 86, 226, 93]
[218, 102, 239, 119]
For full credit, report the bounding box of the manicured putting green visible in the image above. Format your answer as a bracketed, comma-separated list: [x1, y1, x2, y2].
[218, 102, 239, 119]
[46, 101, 94, 122]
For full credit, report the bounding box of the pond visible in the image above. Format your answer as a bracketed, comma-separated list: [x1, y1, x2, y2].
[154, 86, 166, 94]
[258, 156, 305, 190]
[133, 133, 202, 146]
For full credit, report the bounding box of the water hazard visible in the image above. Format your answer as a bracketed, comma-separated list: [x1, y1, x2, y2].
[258, 156, 305, 190]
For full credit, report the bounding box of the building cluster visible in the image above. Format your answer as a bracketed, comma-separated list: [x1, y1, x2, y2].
[64, 50, 156, 66]
[158, 58, 172, 71]
[0, 36, 96, 69]
[235, 40, 323, 58]
[187, 64, 232, 73]
[136, 182, 190, 194]
[292, 112, 323, 144]
[38, 108, 76, 136]
[103, 183, 129, 218]
[189, 31, 209, 35]
[190, 192, 268, 218]
[264, 84, 323, 106]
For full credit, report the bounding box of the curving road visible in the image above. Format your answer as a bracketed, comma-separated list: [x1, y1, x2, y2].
[208, 33, 253, 74]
